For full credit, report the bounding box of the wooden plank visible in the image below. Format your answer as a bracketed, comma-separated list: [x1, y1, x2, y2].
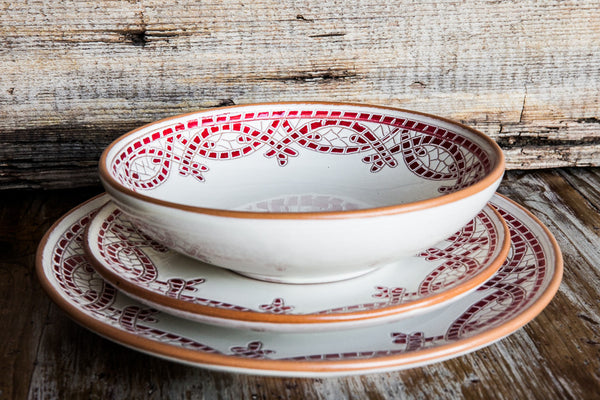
[1, 1, 600, 188]
[557, 167, 600, 211]
[503, 144, 600, 170]
[497, 170, 600, 400]
[0, 169, 597, 398]
[0, 188, 103, 400]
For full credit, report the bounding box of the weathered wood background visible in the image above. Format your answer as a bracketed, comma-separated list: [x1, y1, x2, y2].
[1, 0, 600, 189]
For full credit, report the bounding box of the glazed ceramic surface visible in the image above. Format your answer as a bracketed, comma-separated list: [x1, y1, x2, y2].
[99, 103, 505, 283]
[84, 199, 510, 331]
[36, 193, 561, 377]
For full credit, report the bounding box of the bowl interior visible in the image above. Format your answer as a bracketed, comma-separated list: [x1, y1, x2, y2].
[103, 104, 499, 213]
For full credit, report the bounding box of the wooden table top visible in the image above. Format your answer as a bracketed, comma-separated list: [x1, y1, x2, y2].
[2, 168, 599, 399]
[2, 1, 600, 191]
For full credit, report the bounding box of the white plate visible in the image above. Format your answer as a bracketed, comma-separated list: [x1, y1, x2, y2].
[84, 200, 509, 331]
[36, 193, 562, 377]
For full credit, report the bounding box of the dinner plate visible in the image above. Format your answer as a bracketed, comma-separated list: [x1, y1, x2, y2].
[36, 193, 562, 377]
[84, 200, 510, 331]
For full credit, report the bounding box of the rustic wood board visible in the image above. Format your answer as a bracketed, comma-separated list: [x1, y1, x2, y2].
[1, 1, 600, 189]
[1, 168, 599, 399]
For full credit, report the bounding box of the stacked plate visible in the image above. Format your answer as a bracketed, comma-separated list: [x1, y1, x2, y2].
[37, 103, 562, 377]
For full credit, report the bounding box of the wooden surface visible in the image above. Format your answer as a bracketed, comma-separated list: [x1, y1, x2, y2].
[1, 168, 599, 399]
[2, 1, 600, 189]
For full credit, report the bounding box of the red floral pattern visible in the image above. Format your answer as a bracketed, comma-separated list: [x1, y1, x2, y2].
[109, 108, 492, 194]
[51, 209, 219, 353]
[259, 298, 295, 314]
[229, 341, 275, 359]
[292, 201, 549, 359]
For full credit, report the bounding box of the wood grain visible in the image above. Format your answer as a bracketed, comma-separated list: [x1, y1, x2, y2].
[1, 169, 599, 399]
[0, 187, 103, 400]
[1, 1, 600, 189]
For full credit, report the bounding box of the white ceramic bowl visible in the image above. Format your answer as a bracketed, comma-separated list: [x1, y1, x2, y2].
[99, 102, 505, 283]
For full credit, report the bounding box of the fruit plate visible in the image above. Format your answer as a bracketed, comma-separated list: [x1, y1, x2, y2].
[36, 194, 562, 377]
[84, 198, 510, 332]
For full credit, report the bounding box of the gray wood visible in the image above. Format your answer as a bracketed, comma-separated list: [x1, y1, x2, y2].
[2, 1, 600, 189]
[2, 169, 600, 399]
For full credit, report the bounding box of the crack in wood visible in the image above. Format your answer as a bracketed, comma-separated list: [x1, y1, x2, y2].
[212, 99, 236, 107]
[259, 70, 357, 82]
[519, 86, 527, 124]
[577, 117, 600, 124]
[409, 81, 427, 89]
[122, 29, 147, 46]
[118, 9, 148, 46]
[308, 32, 346, 38]
[296, 14, 314, 23]
[495, 136, 600, 148]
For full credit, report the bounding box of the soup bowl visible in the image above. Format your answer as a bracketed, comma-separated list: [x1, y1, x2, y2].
[99, 102, 505, 283]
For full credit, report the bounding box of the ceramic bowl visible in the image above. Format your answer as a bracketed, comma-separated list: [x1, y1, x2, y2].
[99, 102, 505, 283]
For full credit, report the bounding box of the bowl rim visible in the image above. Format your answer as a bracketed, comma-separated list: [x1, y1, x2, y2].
[99, 101, 505, 220]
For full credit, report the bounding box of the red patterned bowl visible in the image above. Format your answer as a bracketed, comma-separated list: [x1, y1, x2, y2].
[99, 102, 505, 283]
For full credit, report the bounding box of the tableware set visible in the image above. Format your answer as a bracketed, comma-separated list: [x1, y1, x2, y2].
[37, 102, 562, 376]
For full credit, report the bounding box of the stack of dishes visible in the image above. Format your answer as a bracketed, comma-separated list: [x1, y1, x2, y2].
[36, 103, 562, 377]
